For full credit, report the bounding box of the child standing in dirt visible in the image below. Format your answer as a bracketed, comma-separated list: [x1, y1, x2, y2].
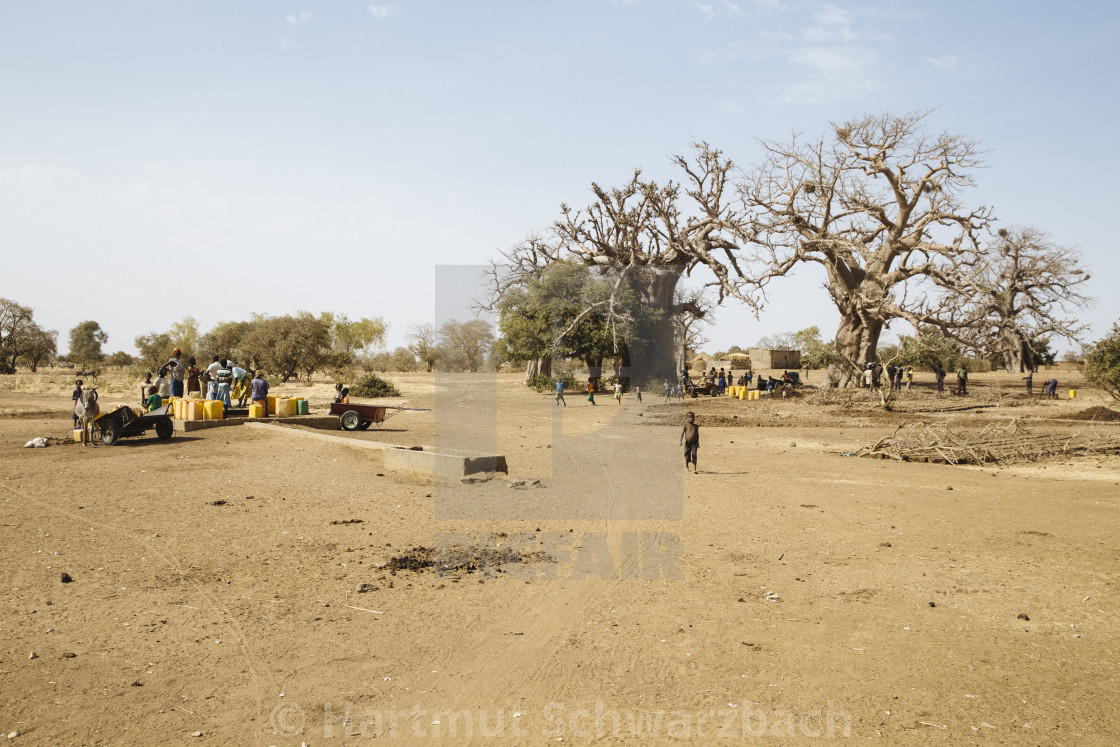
[554, 379, 566, 407]
[139, 372, 152, 405]
[587, 378, 596, 405]
[681, 411, 700, 474]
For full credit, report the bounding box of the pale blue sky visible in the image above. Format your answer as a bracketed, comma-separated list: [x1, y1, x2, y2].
[2, 1, 1117, 356]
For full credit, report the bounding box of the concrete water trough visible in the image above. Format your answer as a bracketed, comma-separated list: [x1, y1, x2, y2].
[241, 422, 506, 480]
[382, 447, 508, 481]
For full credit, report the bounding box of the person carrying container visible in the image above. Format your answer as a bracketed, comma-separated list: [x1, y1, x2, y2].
[166, 348, 186, 398]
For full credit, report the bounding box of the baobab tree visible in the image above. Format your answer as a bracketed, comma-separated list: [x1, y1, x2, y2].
[944, 226, 1092, 372]
[740, 111, 993, 386]
[485, 146, 767, 384]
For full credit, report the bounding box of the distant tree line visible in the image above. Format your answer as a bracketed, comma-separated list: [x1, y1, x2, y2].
[0, 299, 499, 380]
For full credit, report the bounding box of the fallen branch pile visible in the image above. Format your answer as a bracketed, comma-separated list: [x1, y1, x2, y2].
[856, 420, 1120, 465]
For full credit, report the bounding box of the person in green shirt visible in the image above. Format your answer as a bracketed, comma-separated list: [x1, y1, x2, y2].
[145, 386, 163, 413]
[956, 366, 968, 395]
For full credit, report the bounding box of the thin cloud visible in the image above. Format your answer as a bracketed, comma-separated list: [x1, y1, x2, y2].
[925, 54, 961, 70]
[692, 0, 743, 22]
[276, 37, 300, 51]
[369, 5, 398, 19]
[284, 11, 314, 25]
[776, 44, 880, 104]
[714, 99, 745, 114]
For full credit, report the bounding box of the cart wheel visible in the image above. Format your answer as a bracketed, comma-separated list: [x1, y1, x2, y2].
[100, 419, 121, 446]
[340, 410, 362, 431]
[155, 419, 173, 440]
[691, 389, 698, 398]
[358, 421, 372, 430]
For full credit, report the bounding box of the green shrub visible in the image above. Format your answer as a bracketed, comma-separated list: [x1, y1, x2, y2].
[349, 373, 401, 398]
[1083, 322, 1120, 401]
[526, 372, 579, 393]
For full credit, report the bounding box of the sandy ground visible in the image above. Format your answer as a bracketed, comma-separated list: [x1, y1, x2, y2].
[1, 369, 1118, 745]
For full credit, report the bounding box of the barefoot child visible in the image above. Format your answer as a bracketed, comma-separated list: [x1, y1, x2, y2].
[680, 411, 699, 474]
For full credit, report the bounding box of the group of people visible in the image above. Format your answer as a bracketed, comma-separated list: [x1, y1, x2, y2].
[553, 379, 642, 407]
[861, 362, 974, 395]
[862, 363, 917, 392]
[139, 349, 271, 417]
[1024, 371, 1061, 399]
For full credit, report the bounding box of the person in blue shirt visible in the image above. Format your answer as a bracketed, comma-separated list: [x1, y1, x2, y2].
[554, 379, 566, 407]
[250, 371, 270, 415]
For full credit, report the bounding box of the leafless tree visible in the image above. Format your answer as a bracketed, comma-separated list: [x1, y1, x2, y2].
[673, 288, 713, 374]
[438, 319, 494, 373]
[484, 146, 767, 382]
[740, 111, 993, 386]
[407, 323, 440, 372]
[942, 226, 1092, 372]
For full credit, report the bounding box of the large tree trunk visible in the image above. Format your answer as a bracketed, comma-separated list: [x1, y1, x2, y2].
[524, 357, 552, 382]
[623, 265, 682, 387]
[585, 356, 603, 385]
[828, 312, 884, 387]
[1001, 331, 1032, 373]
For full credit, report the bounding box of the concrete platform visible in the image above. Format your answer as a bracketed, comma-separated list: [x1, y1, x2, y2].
[242, 422, 505, 479]
[243, 422, 430, 451]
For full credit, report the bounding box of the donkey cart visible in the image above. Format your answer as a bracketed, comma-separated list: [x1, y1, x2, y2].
[96, 404, 175, 446]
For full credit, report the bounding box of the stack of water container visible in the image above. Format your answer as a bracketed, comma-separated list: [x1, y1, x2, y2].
[724, 386, 761, 400]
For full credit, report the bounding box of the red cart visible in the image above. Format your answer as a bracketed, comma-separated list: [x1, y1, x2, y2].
[330, 402, 394, 431]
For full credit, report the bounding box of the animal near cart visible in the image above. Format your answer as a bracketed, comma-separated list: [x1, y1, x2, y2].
[96, 404, 174, 445]
[330, 402, 407, 431]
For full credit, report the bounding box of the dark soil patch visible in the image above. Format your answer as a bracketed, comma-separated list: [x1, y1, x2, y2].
[1066, 406, 1120, 422]
[0, 410, 69, 420]
[387, 544, 554, 575]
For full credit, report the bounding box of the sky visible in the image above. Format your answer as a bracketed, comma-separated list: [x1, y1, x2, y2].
[2, 0, 1118, 358]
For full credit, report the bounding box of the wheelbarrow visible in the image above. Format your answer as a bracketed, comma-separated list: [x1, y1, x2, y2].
[329, 402, 426, 431]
